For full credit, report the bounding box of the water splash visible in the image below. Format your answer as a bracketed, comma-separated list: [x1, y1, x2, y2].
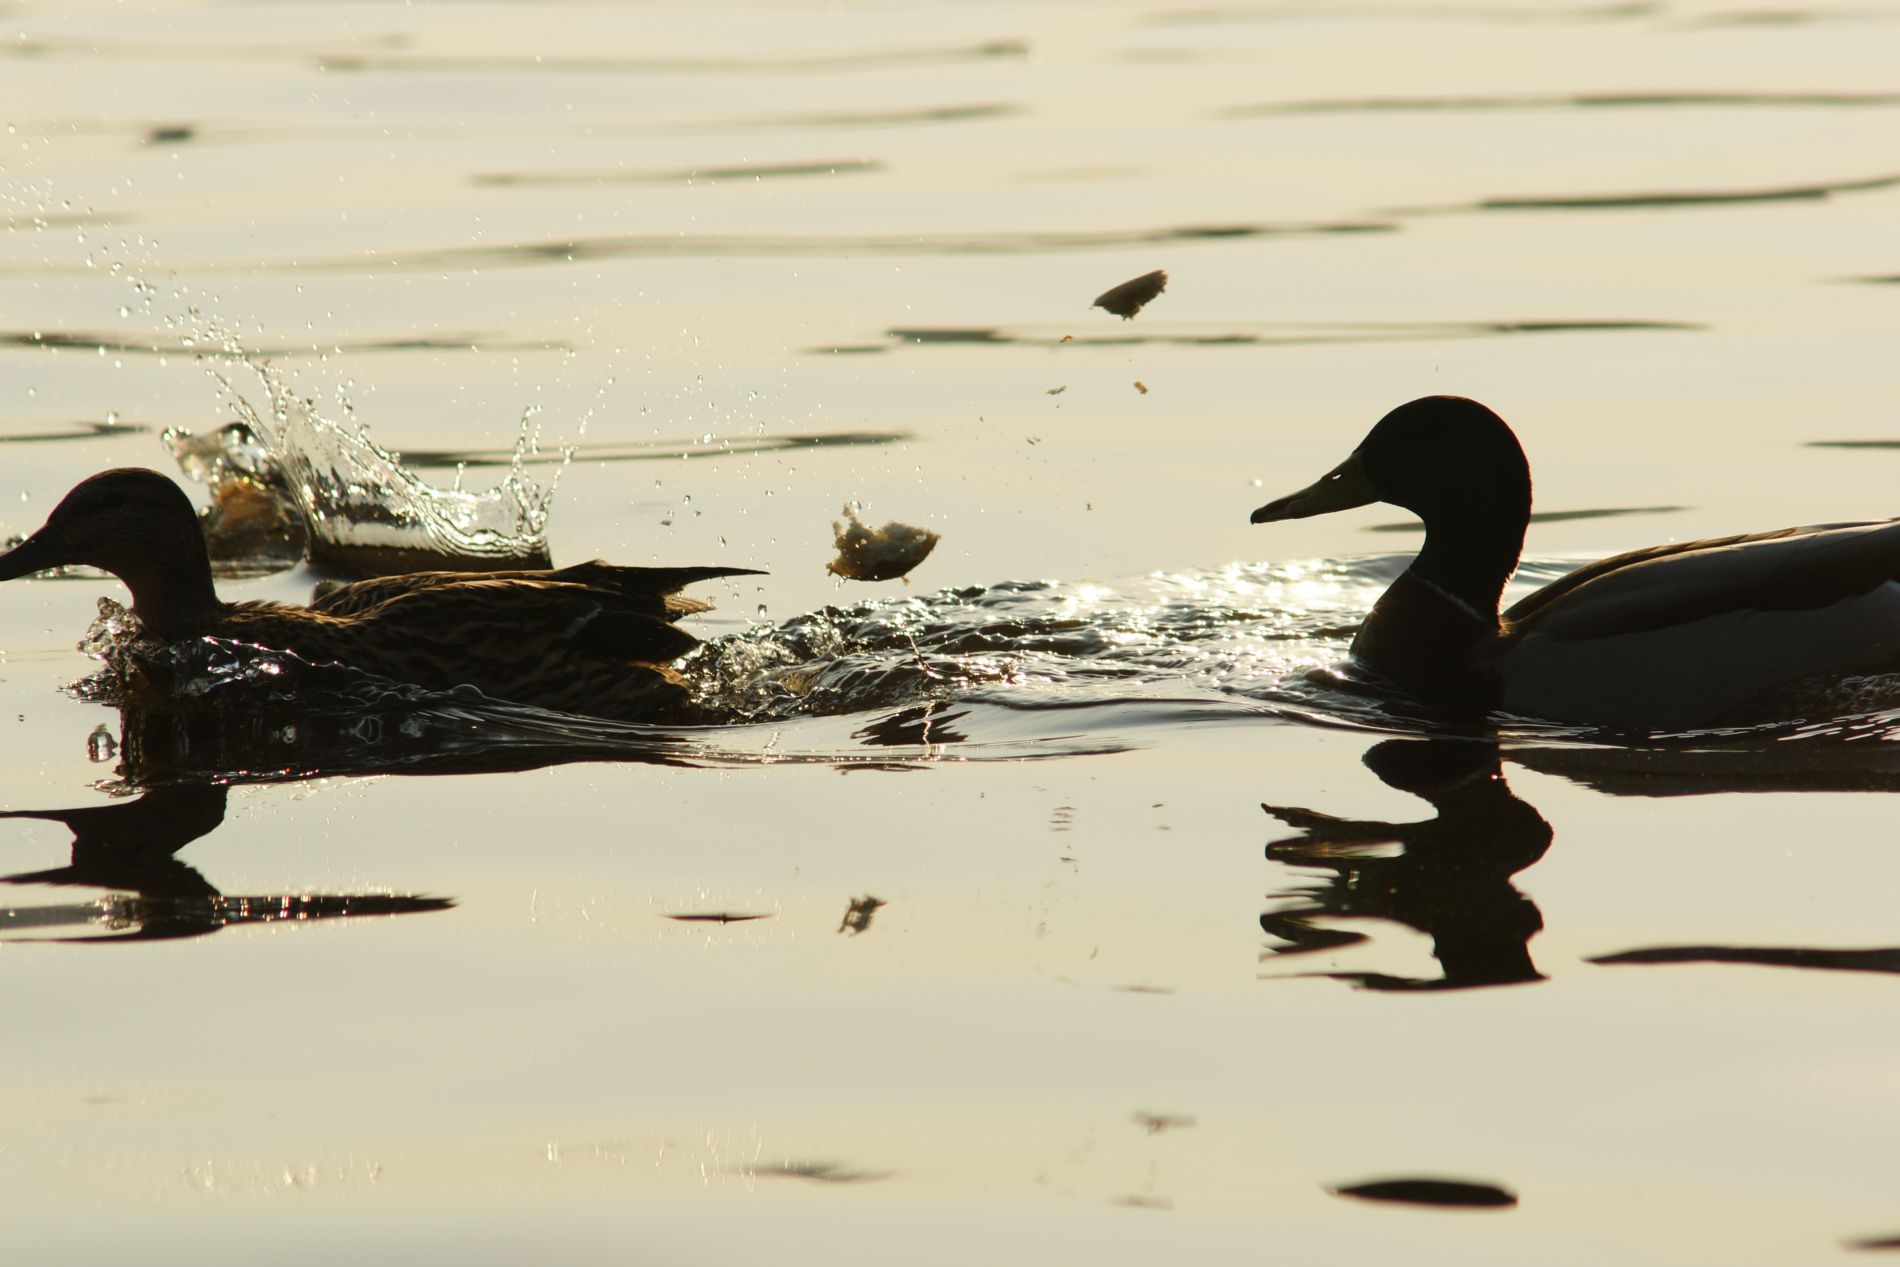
[137, 300, 563, 574]
[65, 557, 1900, 780]
[165, 345, 558, 573]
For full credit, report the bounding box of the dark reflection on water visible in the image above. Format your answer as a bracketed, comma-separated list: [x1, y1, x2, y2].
[1262, 739, 1552, 991]
[0, 329, 565, 356]
[738, 1160, 894, 1184]
[235, 220, 1394, 275]
[1391, 171, 1900, 214]
[1145, 2, 1656, 25]
[846, 318, 1695, 356]
[0, 420, 152, 444]
[1263, 734, 1900, 991]
[473, 159, 883, 187]
[1847, 1231, 1900, 1251]
[1593, 945, 1900, 975]
[34, 103, 1025, 149]
[1678, 7, 1900, 28]
[317, 40, 1031, 76]
[1227, 90, 1900, 116]
[1329, 1177, 1518, 1208]
[397, 429, 910, 469]
[3, 35, 1030, 75]
[0, 785, 452, 943]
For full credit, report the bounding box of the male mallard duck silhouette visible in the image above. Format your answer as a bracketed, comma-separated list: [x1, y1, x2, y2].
[1251, 396, 1900, 728]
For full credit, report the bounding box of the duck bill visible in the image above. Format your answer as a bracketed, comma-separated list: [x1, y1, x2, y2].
[1250, 451, 1377, 524]
[0, 527, 60, 582]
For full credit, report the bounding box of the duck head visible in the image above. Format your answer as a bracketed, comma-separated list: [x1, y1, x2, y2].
[0, 468, 220, 638]
[1252, 396, 1534, 629]
[1251, 396, 1531, 528]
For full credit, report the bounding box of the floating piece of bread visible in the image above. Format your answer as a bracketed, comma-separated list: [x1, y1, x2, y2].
[827, 505, 940, 582]
[1092, 269, 1167, 320]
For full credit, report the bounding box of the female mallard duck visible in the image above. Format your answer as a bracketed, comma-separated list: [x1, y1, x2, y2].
[1250, 396, 1900, 729]
[0, 468, 760, 722]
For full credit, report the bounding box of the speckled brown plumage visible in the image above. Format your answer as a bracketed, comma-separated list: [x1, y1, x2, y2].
[0, 468, 762, 723]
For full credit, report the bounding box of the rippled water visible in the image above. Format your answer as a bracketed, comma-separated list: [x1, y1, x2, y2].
[4, 1, 1900, 1263]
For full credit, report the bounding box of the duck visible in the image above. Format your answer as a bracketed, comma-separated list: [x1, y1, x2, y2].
[1249, 395, 1900, 729]
[0, 467, 761, 723]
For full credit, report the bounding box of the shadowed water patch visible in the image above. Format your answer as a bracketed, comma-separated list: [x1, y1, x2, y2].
[318, 40, 1031, 75]
[473, 159, 883, 187]
[1675, 6, 1900, 28]
[2, 35, 1029, 74]
[27, 103, 1023, 150]
[1329, 1178, 1518, 1208]
[1391, 171, 1900, 214]
[1146, 2, 1655, 24]
[203, 220, 1395, 275]
[0, 329, 567, 356]
[0, 420, 152, 444]
[1226, 89, 1900, 116]
[844, 318, 1697, 355]
[398, 430, 911, 468]
[0, 222, 1396, 278]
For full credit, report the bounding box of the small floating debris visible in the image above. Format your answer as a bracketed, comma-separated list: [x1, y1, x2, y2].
[838, 894, 887, 935]
[1132, 1111, 1196, 1135]
[1093, 269, 1167, 320]
[1134, 381, 1149, 394]
[1111, 1194, 1174, 1211]
[1847, 1232, 1900, 1251]
[827, 504, 940, 582]
[662, 911, 771, 924]
[1329, 1177, 1518, 1209]
[739, 1160, 892, 1185]
[1046, 385, 1067, 396]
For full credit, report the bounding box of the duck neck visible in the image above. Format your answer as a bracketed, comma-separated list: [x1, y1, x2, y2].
[118, 542, 225, 642]
[1409, 508, 1524, 628]
[1350, 507, 1524, 695]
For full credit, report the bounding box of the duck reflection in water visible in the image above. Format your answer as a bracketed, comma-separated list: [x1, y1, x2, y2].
[0, 782, 452, 943]
[1264, 735, 1900, 990]
[1260, 738, 1552, 991]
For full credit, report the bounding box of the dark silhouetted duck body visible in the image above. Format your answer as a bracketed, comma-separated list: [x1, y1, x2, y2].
[0, 468, 760, 722]
[1251, 396, 1900, 729]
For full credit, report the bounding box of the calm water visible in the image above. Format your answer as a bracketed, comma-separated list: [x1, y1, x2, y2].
[4, 1, 1900, 1262]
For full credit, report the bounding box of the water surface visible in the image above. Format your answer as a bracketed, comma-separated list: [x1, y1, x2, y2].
[3, 1, 1899, 1263]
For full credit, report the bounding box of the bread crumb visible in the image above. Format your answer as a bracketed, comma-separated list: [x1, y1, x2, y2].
[1092, 269, 1167, 320]
[827, 505, 940, 582]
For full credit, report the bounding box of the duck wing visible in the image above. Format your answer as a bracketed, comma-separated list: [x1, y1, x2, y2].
[309, 561, 761, 621]
[225, 576, 744, 721]
[1504, 520, 1900, 639]
[1492, 521, 1900, 727]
